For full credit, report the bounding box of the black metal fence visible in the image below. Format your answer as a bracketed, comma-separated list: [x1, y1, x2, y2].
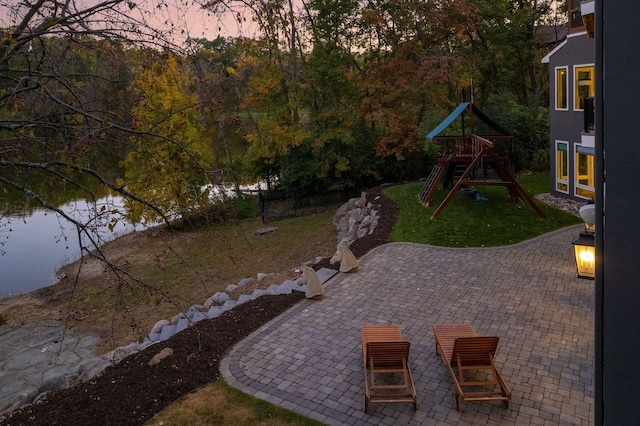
[252, 189, 358, 222]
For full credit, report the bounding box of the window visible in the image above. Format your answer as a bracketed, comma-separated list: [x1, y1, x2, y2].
[556, 141, 569, 193]
[568, 0, 584, 32]
[575, 144, 595, 199]
[574, 65, 594, 110]
[556, 67, 568, 110]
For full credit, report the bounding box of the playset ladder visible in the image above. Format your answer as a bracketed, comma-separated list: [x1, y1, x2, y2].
[419, 160, 447, 206]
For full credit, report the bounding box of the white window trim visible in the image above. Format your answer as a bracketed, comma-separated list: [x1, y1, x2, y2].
[573, 63, 595, 112]
[573, 142, 595, 199]
[555, 66, 569, 111]
[556, 140, 569, 194]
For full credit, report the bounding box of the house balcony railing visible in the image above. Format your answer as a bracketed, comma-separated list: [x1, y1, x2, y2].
[434, 135, 498, 162]
[584, 96, 595, 133]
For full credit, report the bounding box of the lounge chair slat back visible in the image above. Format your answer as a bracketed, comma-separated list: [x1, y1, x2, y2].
[367, 341, 410, 368]
[452, 336, 500, 366]
[361, 325, 403, 368]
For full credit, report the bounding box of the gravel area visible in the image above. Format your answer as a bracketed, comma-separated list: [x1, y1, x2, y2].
[535, 193, 586, 217]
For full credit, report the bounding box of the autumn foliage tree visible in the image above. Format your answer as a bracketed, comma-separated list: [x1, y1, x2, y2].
[0, 0, 211, 230]
[299, 43, 375, 191]
[293, 0, 378, 191]
[1, 0, 565, 226]
[355, 0, 479, 180]
[122, 53, 215, 224]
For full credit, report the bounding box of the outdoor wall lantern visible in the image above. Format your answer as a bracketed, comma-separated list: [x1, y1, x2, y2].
[572, 231, 595, 279]
[572, 202, 596, 279]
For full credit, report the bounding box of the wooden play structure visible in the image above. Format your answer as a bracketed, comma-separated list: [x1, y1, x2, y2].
[419, 103, 546, 220]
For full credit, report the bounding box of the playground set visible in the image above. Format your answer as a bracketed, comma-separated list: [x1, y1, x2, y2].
[419, 103, 546, 220]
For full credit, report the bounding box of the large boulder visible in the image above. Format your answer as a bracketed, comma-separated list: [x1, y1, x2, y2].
[204, 292, 229, 308]
[150, 319, 170, 334]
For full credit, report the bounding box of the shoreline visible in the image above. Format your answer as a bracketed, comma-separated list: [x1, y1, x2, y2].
[0, 222, 162, 302]
[1, 192, 582, 306]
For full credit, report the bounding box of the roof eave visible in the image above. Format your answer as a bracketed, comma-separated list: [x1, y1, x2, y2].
[541, 39, 568, 64]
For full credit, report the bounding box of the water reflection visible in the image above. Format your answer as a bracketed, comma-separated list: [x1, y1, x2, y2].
[0, 195, 148, 298]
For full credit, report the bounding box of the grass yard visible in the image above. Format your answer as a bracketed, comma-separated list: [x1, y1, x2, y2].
[146, 380, 324, 426]
[385, 173, 582, 247]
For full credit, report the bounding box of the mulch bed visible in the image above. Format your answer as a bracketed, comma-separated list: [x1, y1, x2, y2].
[0, 185, 399, 426]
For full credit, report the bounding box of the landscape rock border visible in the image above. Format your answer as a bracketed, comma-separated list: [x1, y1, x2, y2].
[18, 267, 341, 410]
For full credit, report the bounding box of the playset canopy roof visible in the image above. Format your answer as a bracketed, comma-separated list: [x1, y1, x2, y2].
[426, 103, 511, 140]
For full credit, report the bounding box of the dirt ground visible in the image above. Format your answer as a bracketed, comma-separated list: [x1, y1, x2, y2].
[0, 203, 338, 354]
[0, 186, 398, 426]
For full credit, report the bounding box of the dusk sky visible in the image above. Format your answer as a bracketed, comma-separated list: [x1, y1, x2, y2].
[0, 0, 261, 45]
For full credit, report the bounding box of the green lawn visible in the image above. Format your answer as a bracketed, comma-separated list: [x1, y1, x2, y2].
[384, 172, 582, 247]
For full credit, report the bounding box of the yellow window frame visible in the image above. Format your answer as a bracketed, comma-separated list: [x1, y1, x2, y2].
[575, 145, 595, 199]
[575, 65, 594, 110]
[556, 67, 568, 110]
[556, 141, 569, 193]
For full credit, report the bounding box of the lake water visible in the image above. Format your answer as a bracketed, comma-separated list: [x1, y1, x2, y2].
[0, 196, 146, 299]
[0, 183, 258, 299]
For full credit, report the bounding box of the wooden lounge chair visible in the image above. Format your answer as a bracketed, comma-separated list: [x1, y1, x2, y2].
[361, 325, 417, 411]
[432, 323, 511, 410]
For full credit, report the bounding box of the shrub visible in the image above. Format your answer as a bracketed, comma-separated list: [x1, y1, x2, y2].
[179, 194, 259, 229]
[532, 148, 550, 172]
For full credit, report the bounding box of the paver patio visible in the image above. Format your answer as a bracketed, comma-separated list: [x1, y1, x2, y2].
[221, 225, 594, 425]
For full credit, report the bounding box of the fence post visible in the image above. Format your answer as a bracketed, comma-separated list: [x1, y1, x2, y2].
[258, 187, 266, 223]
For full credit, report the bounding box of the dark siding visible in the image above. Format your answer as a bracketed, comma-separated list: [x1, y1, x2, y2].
[600, 3, 640, 424]
[547, 33, 595, 199]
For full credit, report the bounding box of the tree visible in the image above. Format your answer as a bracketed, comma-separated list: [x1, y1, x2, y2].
[0, 1, 223, 318]
[240, 60, 310, 188]
[467, 0, 558, 105]
[190, 37, 255, 192]
[0, 1, 194, 228]
[122, 53, 214, 224]
[205, 0, 312, 194]
[293, 0, 382, 191]
[358, 0, 478, 176]
[465, 0, 559, 171]
[300, 42, 376, 191]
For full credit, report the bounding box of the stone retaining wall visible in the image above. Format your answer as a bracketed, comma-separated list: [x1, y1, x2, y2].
[332, 192, 379, 247]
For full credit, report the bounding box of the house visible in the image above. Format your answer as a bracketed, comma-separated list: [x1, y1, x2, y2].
[542, 0, 595, 201]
